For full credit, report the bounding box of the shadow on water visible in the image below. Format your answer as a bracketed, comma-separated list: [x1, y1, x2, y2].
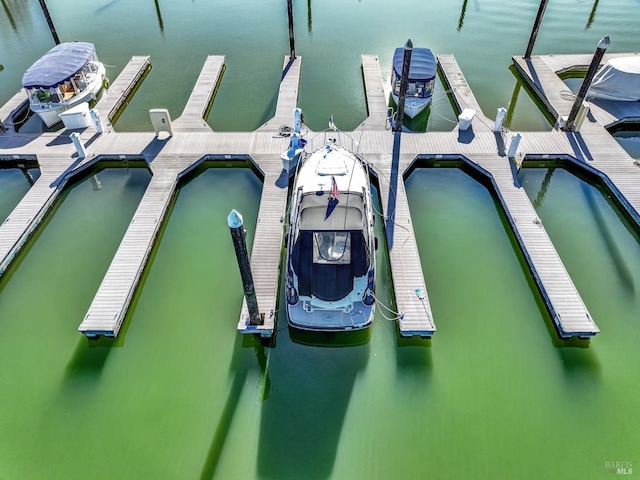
[583, 183, 635, 295]
[256, 328, 370, 480]
[62, 336, 116, 390]
[200, 334, 268, 480]
[396, 335, 433, 382]
[555, 338, 601, 386]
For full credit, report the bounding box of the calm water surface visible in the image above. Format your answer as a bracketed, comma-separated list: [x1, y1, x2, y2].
[1, 0, 640, 478]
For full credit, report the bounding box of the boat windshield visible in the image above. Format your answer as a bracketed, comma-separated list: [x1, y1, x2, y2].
[313, 231, 351, 265]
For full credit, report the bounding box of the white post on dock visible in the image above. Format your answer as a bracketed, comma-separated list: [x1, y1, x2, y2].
[70, 132, 86, 159]
[507, 132, 522, 159]
[90, 109, 104, 134]
[564, 35, 610, 132]
[228, 209, 262, 326]
[494, 107, 507, 132]
[294, 107, 302, 133]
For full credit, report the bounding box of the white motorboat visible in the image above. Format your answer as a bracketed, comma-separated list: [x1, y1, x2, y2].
[285, 139, 376, 332]
[391, 47, 436, 118]
[22, 42, 108, 127]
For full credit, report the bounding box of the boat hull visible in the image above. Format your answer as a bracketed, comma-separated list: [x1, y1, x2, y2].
[392, 93, 432, 118]
[287, 301, 374, 332]
[29, 63, 107, 127]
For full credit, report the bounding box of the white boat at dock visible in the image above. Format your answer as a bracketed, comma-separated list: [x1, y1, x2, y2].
[285, 138, 376, 332]
[391, 47, 436, 118]
[22, 42, 108, 127]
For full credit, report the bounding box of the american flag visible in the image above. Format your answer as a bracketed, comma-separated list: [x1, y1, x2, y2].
[330, 175, 340, 200]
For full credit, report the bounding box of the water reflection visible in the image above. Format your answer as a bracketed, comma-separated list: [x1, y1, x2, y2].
[257, 329, 369, 479]
[1, 0, 17, 31]
[154, 0, 164, 36]
[585, 0, 600, 30]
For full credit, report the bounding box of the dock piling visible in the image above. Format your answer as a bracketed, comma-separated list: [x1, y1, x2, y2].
[37, 0, 60, 45]
[228, 209, 262, 326]
[287, 0, 296, 59]
[564, 35, 610, 131]
[394, 39, 413, 132]
[524, 0, 549, 59]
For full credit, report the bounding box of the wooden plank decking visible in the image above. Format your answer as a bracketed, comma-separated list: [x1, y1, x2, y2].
[78, 167, 180, 337]
[437, 54, 486, 120]
[0, 90, 28, 132]
[236, 155, 288, 336]
[257, 56, 301, 133]
[356, 55, 389, 131]
[98, 55, 151, 126]
[173, 55, 225, 133]
[4, 50, 640, 340]
[0, 163, 67, 275]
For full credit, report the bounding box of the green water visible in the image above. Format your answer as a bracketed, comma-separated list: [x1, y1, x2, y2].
[2, 0, 640, 478]
[0, 168, 35, 222]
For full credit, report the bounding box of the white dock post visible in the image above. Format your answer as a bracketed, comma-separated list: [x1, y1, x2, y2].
[70, 132, 86, 159]
[507, 132, 522, 159]
[89, 108, 104, 134]
[294, 107, 302, 133]
[494, 107, 507, 132]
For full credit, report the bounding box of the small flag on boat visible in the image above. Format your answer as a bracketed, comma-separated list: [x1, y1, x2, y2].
[330, 175, 340, 200]
[329, 115, 337, 131]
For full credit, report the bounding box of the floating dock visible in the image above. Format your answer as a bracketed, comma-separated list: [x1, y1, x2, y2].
[2, 48, 640, 340]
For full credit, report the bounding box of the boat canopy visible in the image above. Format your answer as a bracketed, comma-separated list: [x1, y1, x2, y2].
[393, 47, 436, 82]
[587, 56, 640, 102]
[22, 42, 97, 89]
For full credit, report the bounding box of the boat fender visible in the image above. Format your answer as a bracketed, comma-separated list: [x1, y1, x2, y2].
[103, 77, 110, 90]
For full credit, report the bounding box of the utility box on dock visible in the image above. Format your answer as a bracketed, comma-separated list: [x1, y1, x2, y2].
[149, 108, 173, 137]
[59, 102, 91, 129]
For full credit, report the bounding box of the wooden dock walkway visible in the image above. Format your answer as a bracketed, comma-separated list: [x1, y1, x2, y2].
[6, 49, 640, 340]
[236, 155, 288, 336]
[512, 53, 640, 226]
[173, 55, 225, 133]
[0, 90, 28, 133]
[437, 54, 487, 121]
[98, 55, 151, 127]
[257, 56, 301, 133]
[78, 163, 190, 337]
[357, 55, 389, 131]
[0, 161, 68, 275]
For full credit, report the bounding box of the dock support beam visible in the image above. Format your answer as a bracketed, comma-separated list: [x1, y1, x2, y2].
[38, 0, 60, 45]
[394, 39, 413, 133]
[287, 0, 296, 59]
[228, 209, 262, 326]
[524, 0, 549, 59]
[564, 35, 609, 131]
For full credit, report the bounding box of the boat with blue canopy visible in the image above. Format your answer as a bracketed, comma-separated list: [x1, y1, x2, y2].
[391, 47, 436, 118]
[22, 42, 108, 127]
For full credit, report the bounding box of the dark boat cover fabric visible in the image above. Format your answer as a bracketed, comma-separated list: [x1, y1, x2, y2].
[293, 231, 368, 301]
[22, 42, 96, 89]
[393, 47, 436, 82]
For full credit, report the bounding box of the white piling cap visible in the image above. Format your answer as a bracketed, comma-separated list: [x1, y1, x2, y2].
[227, 209, 244, 228]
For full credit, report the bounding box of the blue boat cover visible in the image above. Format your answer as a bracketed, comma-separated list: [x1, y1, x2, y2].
[393, 47, 436, 82]
[22, 42, 96, 89]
